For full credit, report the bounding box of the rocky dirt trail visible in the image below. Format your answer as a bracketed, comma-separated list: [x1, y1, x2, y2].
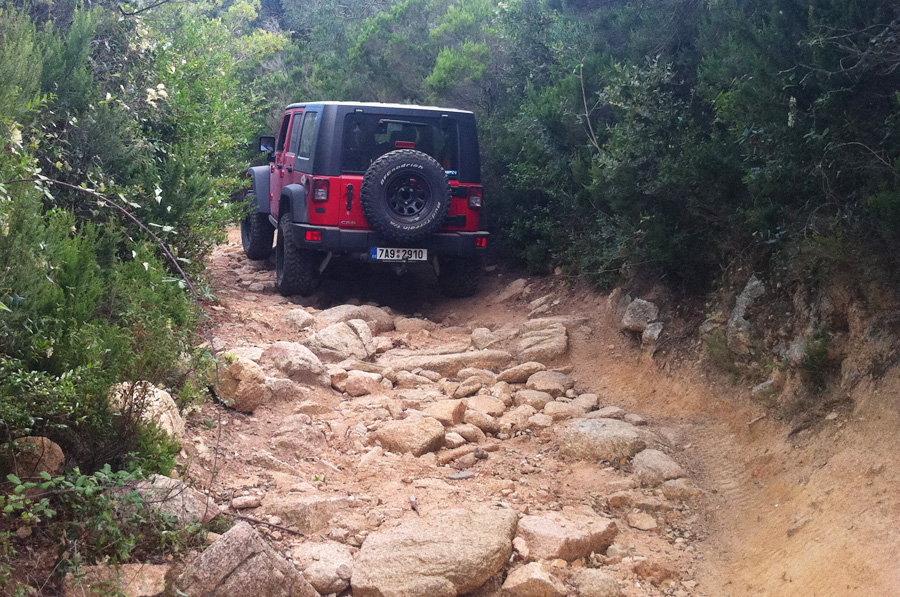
[96, 228, 900, 597]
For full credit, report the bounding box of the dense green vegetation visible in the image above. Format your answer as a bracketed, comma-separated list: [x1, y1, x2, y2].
[262, 0, 900, 291]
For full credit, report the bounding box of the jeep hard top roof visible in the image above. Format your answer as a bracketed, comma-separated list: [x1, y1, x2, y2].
[284, 101, 474, 116]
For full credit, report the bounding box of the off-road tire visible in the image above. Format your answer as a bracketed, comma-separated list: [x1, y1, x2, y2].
[438, 256, 482, 298]
[360, 149, 451, 244]
[276, 212, 321, 296]
[241, 204, 275, 260]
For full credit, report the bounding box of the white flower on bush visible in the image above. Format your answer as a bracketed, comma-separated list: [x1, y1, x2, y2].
[146, 84, 168, 107]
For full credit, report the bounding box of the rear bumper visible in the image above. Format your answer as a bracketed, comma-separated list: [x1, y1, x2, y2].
[280, 222, 489, 257]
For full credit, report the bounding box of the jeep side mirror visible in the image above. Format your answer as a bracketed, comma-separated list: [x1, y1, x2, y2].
[259, 135, 276, 155]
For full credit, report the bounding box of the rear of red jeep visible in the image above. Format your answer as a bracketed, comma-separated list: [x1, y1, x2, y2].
[242, 102, 488, 297]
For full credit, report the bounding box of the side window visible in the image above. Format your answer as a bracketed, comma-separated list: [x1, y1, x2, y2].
[287, 112, 304, 154]
[298, 111, 318, 159]
[275, 114, 291, 152]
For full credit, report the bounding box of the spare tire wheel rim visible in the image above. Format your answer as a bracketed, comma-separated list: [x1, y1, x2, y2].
[385, 172, 431, 221]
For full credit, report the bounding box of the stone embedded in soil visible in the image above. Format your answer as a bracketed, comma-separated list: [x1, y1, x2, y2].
[261, 341, 330, 387]
[304, 320, 376, 363]
[542, 401, 582, 422]
[351, 507, 518, 597]
[231, 494, 263, 509]
[527, 413, 554, 430]
[175, 521, 317, 597]
[283, 308, 316, 332]
[395, 316, 438, 333]
[492, 278, 528, 304]
[466, 395, 507, 417]
[0, 436, 65, 477]
[632, 449, 687, 487]
[444, 432, 467, 448]
[132, 475, 219, 527]
[109, 381, 185, 440]
[291, 540, 354, 594]
[272, 414, 327, 459]
[454, 376, 484, 398]
[573, 393, 600, 412]
[491, 381, 515, 405]
[585, 406, 626, 420]
[624, 413, 647, 426]
[501, 562, 567, 597]
[216, 354, 272, 413]
[471, 327, 502, 350]
[514, 390, 553, 410]
[500, 404, 538, 432]
[265, 377, 306, 402]
[451, 423, 486, 443]
[559, 418, 653, 463]
[423, 399, 468, 426]
[316, 304, 395, 334]
[627, 512, 658, 531]
[64, 563, 171, 597]
[378, 350, 513, 377]
[632, 559, 677, 586]
[516, 323, 568, 364]
[374, 416, 445, 456]
[661, 478, 702, 500]
[497, 361, 546, 384]
[457, 367, 497, 384]
[395, 370, 435, 388]
[464, 410, 501, 434]
[525, 370, 574, 397]
[515, 508, 618, 561]
[621, 298, 659, 333]
[340, 370, 383, 396]
[263, 494, 355, 534]
[572, 569, 623, 597]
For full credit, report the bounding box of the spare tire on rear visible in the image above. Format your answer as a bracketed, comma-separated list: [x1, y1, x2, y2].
[360, 149, 452, 244]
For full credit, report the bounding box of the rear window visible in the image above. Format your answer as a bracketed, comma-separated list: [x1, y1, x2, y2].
[341, 113, 459, 177]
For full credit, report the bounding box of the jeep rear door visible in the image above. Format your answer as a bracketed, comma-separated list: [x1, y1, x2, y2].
[270, 109, 303, 218]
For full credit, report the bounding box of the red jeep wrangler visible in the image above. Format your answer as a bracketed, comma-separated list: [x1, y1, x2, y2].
[242, 102, 488, 297]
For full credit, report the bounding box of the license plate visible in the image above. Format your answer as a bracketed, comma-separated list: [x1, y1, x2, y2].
[371, 247, 427, 261]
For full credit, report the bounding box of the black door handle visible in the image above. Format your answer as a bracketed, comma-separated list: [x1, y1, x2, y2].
[286, 166, 293, 173]
[346, 184, 354, 212]
[275, 164, 283, 170]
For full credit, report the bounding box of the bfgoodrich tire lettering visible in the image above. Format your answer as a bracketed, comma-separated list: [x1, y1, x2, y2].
[361, 149, 451, 243]
[275, 213, 321, 296]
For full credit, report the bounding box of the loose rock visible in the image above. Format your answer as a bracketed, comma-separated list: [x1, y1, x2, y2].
[621, 299, 659, 333]
[304, 320, 376, 363]
[216, 354, 272, 413]
[632, 449, 686, 487]
[109, 381, 185, 440]
[1, 436, 65, 477]
[559, 418, 653, 462]
[501, 562, 567, 597]
[572, 569, 623, 597]
[497, 362, 546, 384]
[292, 540, 354, 594]
[374, 416, 445, 456]
[516, 508, 618, 561]
[525, 371, 574, 397]
[352, 507, 518, 597]
[175, 521, 317, 597]
[261, 342, 330, 387]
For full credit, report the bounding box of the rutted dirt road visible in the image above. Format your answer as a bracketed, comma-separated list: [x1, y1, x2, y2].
[180, 228, 900, 596]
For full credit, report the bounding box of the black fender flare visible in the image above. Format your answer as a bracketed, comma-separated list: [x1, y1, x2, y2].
[281, 183, 310, 223]
[246, 166, 271, 213]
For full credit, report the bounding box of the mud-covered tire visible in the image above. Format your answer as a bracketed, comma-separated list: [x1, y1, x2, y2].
[360, 149, 451, 244]
[275, 213, 321, 296]
[240, 205, 275, 260]
[438, 256, 482, 298]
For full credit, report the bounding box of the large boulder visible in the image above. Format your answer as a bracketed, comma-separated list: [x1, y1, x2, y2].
[621, 299, 659, 333]
[292, 540, 354, 594]
[261, 342, 330, 387]
[0, 436, 65, 478]
[109, 381, 184, 440]
[515, 508, 618, 561]
[352, 507, 518, 597]
[175, 521, 317, 597]
[304, 320, 376, 363]
[316, 304, 395, 334]
[374, 416, 445, 456]
[216, 354, 272, 413]
[559, 418, 653, 463]
[378, 350, 512, 377]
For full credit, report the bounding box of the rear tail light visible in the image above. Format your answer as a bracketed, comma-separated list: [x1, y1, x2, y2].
[312, 178, 330, 202]
[306, 230, 322, 242]
[475, 237, 487, 248]
[467, 186, 484, 209]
